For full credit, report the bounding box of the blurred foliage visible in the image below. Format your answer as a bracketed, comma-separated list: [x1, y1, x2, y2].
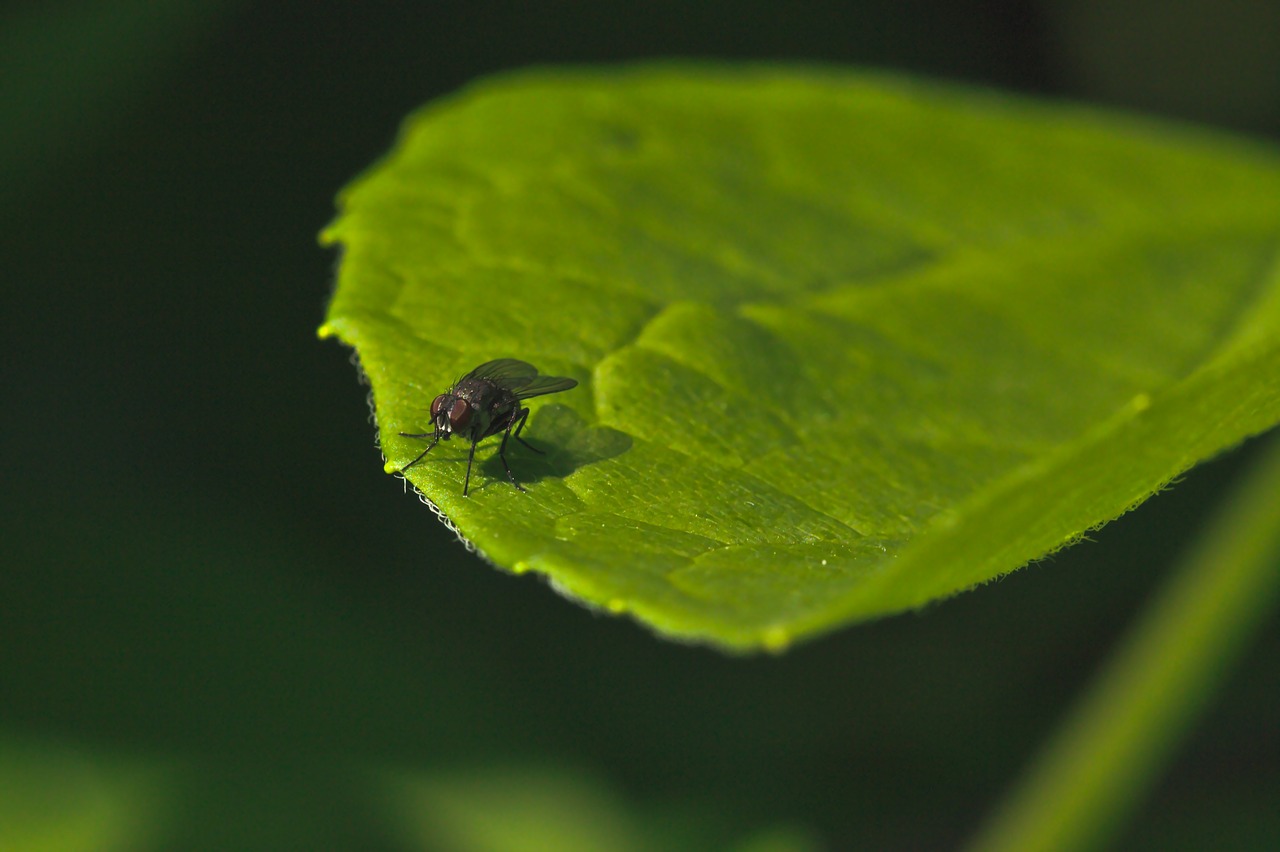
[3, 1, 1278, 849]
[0, 738, 169, 852]
[0, 0, 242, 206]
[971, 436, 1280, 851]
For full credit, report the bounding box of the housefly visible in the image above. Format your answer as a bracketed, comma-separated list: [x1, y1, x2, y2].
[398, 358, 578, 496]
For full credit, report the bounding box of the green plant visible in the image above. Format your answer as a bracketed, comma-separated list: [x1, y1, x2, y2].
[320, 65, 1280, 847]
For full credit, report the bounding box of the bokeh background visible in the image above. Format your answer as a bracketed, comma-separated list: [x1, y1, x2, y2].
[4, 1, 1278, 848]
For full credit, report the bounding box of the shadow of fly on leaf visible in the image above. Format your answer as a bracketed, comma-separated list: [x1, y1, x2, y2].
[398, 359, 578, 496]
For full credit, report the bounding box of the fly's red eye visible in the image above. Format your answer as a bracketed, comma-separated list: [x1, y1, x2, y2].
[430, 395, 447, 419]
[448, 399, 472, 428]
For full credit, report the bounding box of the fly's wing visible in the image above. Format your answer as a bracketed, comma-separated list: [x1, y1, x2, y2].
[466, 359, 539, 387]
[467, 359, 577, 398]
[513, 374, 578, 399]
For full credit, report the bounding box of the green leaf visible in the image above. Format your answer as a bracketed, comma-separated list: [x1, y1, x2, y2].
[319, 65, 1280, 651]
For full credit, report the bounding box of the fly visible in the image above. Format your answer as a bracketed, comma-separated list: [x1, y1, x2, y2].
[398, 358, 578, 496]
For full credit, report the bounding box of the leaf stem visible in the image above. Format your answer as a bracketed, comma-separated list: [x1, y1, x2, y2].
[966, 435, 1280, 852]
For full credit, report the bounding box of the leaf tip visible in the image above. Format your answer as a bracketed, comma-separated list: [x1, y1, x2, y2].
[317, 222, 341, 247]
[316, 323, 336, 340]
[382, 459, 401, 475]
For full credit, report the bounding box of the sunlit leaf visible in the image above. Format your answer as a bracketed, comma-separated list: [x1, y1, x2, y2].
[321, 65, 1280, 650]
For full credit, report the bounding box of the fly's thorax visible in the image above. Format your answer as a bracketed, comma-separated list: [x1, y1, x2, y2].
[454, 378, 513, 437]
[453, 377, 503, 405]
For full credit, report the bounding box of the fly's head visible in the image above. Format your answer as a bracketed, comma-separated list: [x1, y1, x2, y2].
[430, 391, 472, 441]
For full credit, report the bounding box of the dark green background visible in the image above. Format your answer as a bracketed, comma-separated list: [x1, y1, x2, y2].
[4, 1, 1278, 848]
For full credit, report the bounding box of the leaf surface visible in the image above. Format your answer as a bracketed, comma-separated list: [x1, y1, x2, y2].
[320, 65, 1280, 650]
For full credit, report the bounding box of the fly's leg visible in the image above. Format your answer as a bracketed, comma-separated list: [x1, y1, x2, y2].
[463, 439, 479, 497]
[497, 408, 530, 492]
[511, 407, 544, 454]
[398, 433, 440, 472]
